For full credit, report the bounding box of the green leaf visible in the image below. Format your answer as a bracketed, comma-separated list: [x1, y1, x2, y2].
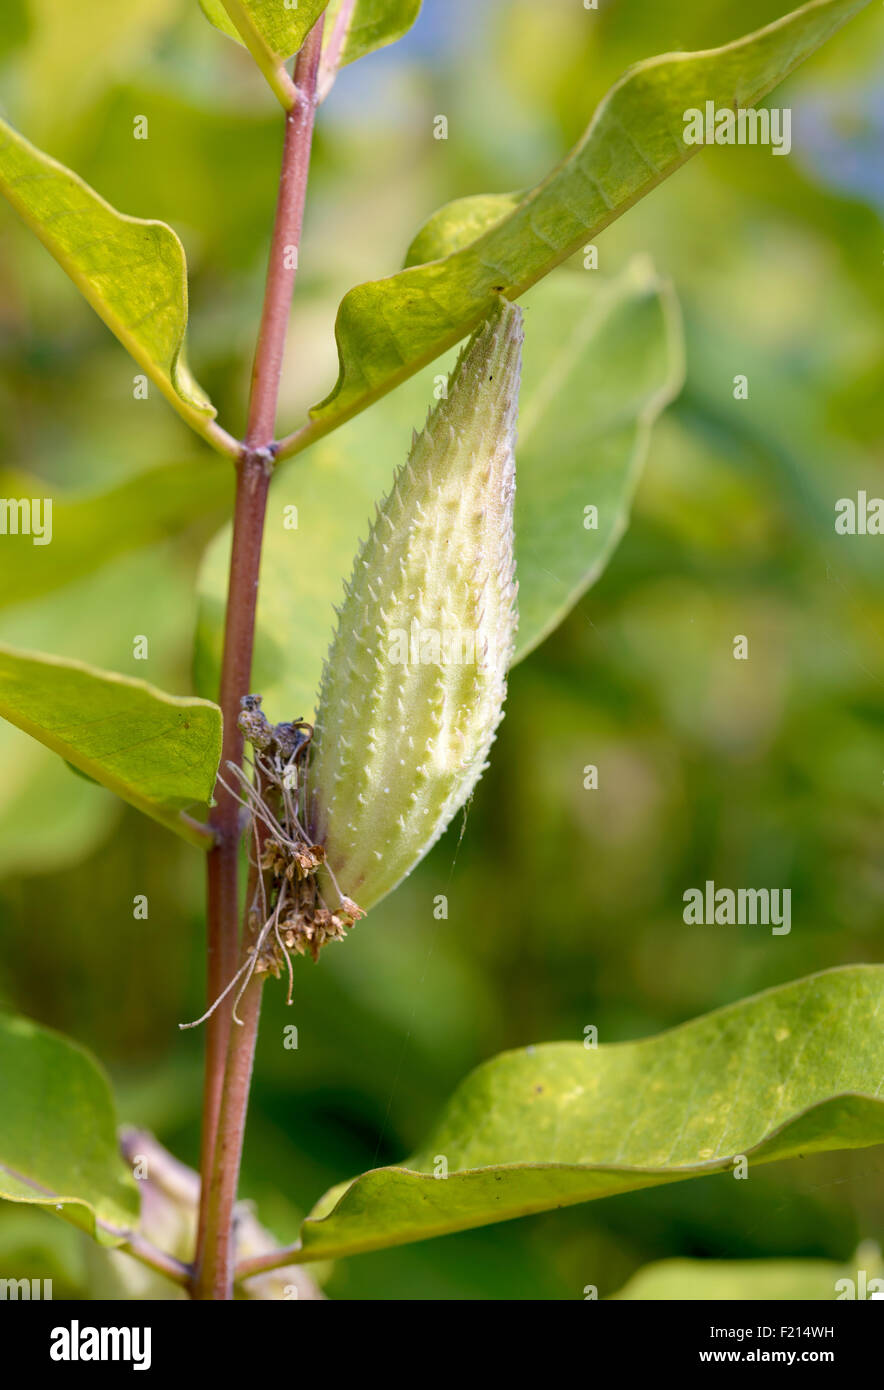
[0, 544, 211, 876]
[0, 118, 232, 454]
[0, 460, 233, 610]
[200, 0, 328, 56]
[322, 0, 421, 73]
[200, 0, 329, 103]
[0, 1012, 139, 1245]
[276, 0, 872, 459]
[611, 1246, 884, 1300]
[0, 644, 221, 848]
[289, 967, 884, 1262]
[195, 261, 680, 717]
[404, 192, 522, 267]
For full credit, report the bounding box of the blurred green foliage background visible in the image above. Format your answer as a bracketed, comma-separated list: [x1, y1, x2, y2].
[0, 0, 882, 1299]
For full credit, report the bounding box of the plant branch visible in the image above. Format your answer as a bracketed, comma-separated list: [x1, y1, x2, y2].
[118, 1232, 193, 1288]
[196, 450, 271, 1259]
[195, 754, 277, 1299]
[271, 411, 327, 463]
[201, 416, 243, 459]
[246, 31, 324, 446]
[178, 811, 216, 847]
[235, 1241, 304, 1281]
[193, 13, 325, 1302]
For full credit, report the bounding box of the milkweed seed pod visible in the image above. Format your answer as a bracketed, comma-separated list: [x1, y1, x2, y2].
[308, 298, 523, 913]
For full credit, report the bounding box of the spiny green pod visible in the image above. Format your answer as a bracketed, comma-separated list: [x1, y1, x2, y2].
[308, 298, 522, 912]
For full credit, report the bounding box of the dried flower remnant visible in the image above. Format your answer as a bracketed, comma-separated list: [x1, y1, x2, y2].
[234, 697, 364, 973]
[181, 695, 363, 1031]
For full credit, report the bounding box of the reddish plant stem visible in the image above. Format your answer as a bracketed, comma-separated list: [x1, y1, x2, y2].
[193, 16, 325, 1302]
[193, 966, 265, 1300]
[196, 792, 273, 1301]
[196, 452, 271, 1279]
[246, 25, 324, 448]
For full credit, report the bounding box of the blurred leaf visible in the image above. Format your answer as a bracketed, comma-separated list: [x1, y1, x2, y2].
[0, 733, 118, 876]
[195, 262, 679, 717]
[0, 0, 29, 58]
[612, 1245, 884, 1299]
[15, 0, 179, 146]
[322, 0, 421, 71]
[0, 461, 232, 610]
[278, 0, 871, 459]
[514, 259, 683, 658]
[0, 1011, 138, 1245]
[292, 967, 884, 1262]
[0, 1206, 87, 1296]
[0, 118, 226, 450]
[75, 85, 280, 274]
[0, 644, 221, 848]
